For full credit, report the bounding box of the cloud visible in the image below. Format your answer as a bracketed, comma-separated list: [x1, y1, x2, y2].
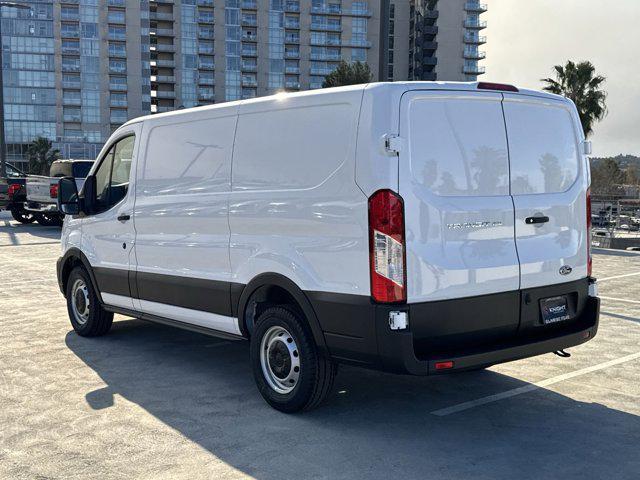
[483, 0, 640, 156]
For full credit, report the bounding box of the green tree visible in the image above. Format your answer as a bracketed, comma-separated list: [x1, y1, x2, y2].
[590, 158, 624, 195]
[541, 60, 607, 137]
[322, 61, 372, 88]
[27, 137, 60, 175]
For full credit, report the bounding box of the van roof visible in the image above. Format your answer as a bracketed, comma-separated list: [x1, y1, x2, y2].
[118, 81, 569, 131]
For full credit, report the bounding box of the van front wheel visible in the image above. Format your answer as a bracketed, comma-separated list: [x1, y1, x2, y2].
[250, 306, 336, 412]
[66, 266, 113, 337]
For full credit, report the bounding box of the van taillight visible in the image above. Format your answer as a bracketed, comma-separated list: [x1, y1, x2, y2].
[8, 183, 21, 199]
[50, 184, 58, 199]
[587, 188, 592, 277]
[369, 190, 406, 303]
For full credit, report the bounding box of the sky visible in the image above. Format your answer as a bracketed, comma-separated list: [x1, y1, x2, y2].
[483, 0, 640, 157]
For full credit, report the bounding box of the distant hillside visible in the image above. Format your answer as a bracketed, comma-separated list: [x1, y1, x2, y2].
[591, 154, 640, 170]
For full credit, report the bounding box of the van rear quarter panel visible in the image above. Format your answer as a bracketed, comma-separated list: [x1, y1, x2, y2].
[229, 89, 370, 296]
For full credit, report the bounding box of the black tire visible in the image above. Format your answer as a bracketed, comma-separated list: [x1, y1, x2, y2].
[65, 266, 113, 337]
[35, 213, 63, 227]
[10, 208, 35, 224]
[250, 306, 337, 413]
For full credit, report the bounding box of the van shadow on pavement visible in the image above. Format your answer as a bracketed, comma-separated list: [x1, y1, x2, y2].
[0, 214, 61, 246]
[65, 319, 640, 480]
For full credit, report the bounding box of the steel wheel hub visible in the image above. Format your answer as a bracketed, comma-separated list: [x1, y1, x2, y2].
[71, 278, 90, 326]
[260, 326, 300, 394]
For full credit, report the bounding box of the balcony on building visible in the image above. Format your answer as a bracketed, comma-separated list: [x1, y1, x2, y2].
[463, 33, 487, 44]
[242, 44, 258, 56]
[197, 0, 214, 6]
[342, 6, 373, 17]
[154, 43, 176, 53]
[463, 18, 487, 29]
[60, 25, 80, 38]
[284, 47, 300, 59]
[464, 2, 488, 13]
[241, 0, 257, 9]
[107, 10, 126, 24]
[198, 75, 215, 85]
[242, 76, 257, 88]
[155, 58, 176, 68]
[154, 27, 174, 36]
[150, 11, 174, 22]
[310, 22, 341, 32]
[198, 28, 215, 40]
[155, 90, 177, 99]
[422, 25, 438, 36]
[311, 5, 341, 15]
[241, 14, 257, 26]
[285, 33, 300, 44]
[154, 75, 176, 83]
[422, 40, 438, 51]
[242, 29, 257, 42]
[285, 17, 300, 29]
[462, 64, 486, 75]
[284, 1, 300, 13]
[463, 48, 486, 60]
[242, 60, 258, 72]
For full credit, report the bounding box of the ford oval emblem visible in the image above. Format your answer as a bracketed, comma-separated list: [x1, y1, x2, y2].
[559, 265, 572, 276]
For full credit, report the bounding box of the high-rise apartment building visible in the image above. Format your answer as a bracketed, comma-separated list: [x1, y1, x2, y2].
[1, 0, 486, 168]
[147, 0, 381, 110]
[385, 0, 487, 82]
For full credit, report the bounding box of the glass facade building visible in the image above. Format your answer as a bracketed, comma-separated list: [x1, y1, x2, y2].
[1, 0, 484, 168]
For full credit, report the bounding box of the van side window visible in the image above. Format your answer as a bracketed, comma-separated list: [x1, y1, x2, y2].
[109, 135, 134, 205]
[92, 135, 135, 214]
[94, 146, 114, 212]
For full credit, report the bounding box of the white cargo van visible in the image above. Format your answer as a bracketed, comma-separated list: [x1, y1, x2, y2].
[56, 82, 600, 412]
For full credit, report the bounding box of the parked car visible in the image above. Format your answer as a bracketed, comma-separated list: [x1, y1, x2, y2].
[24, 160, 93, 227]
[0, 163, 34, 224]
[56, 82, 600, 412]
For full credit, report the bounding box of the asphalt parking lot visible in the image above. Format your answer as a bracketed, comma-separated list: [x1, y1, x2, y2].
[0, 210, 638, 480]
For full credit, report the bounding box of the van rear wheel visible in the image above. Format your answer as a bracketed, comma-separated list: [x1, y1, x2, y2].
[250, 306, 337, 412]
[66, 266, 113, 337]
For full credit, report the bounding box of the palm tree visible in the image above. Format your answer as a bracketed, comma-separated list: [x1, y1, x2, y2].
[27, 137, 60, 175]
[541, 60, 607, 137]
[322, 61, 372, 88]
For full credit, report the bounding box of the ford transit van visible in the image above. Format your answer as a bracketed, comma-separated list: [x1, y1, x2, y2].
[57, 82, 600, 412]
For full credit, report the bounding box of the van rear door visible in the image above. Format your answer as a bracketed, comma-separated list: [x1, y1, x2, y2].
[502, 94, 588, 289]
[398, 90, 520, 305]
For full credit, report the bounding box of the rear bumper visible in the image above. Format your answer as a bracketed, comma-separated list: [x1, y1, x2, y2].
[378, 296, 599, 375]
[309, 279, 599, 375]
[24, 201, 58, 213]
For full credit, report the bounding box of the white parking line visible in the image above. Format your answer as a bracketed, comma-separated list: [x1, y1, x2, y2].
[431, 352, 640, 416]
[600, 296, 640, 305]
[598, 271, 640, 282]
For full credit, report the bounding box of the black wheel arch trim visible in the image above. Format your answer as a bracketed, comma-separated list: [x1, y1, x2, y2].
[57, 248, 101, 300]
[234, 272, 328, 351]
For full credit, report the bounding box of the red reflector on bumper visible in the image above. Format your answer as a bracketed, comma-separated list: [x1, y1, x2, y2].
[435, 361, 454, 370]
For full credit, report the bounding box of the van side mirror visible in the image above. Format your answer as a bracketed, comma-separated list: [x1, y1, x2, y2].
[57, 177, 79, 215]
[582, 140, 592, 155]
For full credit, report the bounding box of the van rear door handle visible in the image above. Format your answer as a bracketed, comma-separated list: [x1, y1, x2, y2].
[525, 216, 549, 225]
[117, 214, 131, 222]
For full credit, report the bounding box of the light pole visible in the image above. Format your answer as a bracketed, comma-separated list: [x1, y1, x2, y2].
[0, 2, 31, 178]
